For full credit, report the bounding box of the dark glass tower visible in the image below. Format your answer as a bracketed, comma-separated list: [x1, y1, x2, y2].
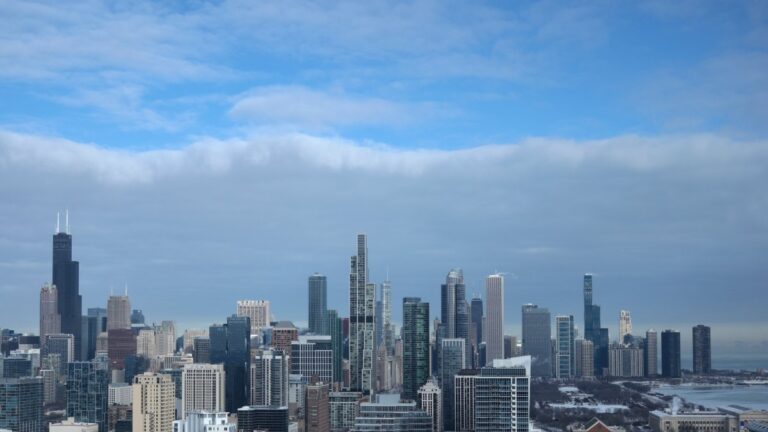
[583, 274, 608, 376]
[522, 304, 551, 377]
[0, 377, 44, 432]
[52, 215, 82, 360]
[66, 360, 109, 431]
[470, 297, 483, 349]
[210, 315, 251, 412]
[661, 330, 681, 378]
[692, 325, 711, 374]
[308, 274, 328, 335]
[402, 297, 430, 402]
[328, 309, 343, 384]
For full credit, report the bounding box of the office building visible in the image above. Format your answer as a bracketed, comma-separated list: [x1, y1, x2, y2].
[661, 330, 681, 378]
[327, 309, 344, 384]
[574, 339, 594, 378]
[440, 338, 465, 432]
[330, 391, 363, 432]
[484, 274, 504, 364]
[49, 417, 99, 432]
[236, 300, 271, 335]
[172, 411, 235, 432]
[521, 304, 551, 378]
[40, 368, 57, 404]
[52, 213, 82, 360]
[107, 328, 136, 370]
[271, 321, 299, 354]
[454, 370, 479, 432]
[137, 329, 156, 358]
[209, 315, 251, 413]
[108, 383, 132, 405]
[132, 373, 175, 432]
[251, 349, 289, 406]
[693, 325, 711, 374]
[583, 274, 609, 376]
[237, 406, 289, 432]
[107, 293, 131, 330]
[0, 357, 31, 378]
[352, 394, 432, 432]
[402, 297, 430, 402]
[375, 300, 383, 349]
[645, 329, 658, 376]
[440, 269, 469, 345]
[0, 377, 43, 432]
[159, 368, 183, 400]
[608, 345, 644, 377]
[181, 363, 225, 419]
[131, 309, 145, 325]
[66, 360, 109, 431]
[381, 280, 393, 354]
[309, 274, 329, 335]
[349, 234, 375, 394]
[555, 315, 575, 378]
[155, 321, 177, 357]
[470, 297, 483, 366]
[619, 310, 632, 343]
[305, 383, 330, 432]
[39, 283, 61, 349]
[291, 336, 333, 383]
[43, 333, 74, 378]
[193, 338, 210, 364]
[418, 379, 442, 432]
[649, 410, 737, 432]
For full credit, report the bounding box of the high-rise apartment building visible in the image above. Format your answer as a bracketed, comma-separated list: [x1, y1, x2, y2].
[574, 339, 594, 378]
[381, 280, 393, 354]
[556, 315, 575, 378]
[440, 338, 465, 432]
[352, 394, 432, 432]
[619, 310, 632, 342]
[181, 363, 225, 419]
[132, 373, 175, 432]
[39, 283, 60, 349]
[645, 329, 658, 377]
[305, 383, 330, 432]
[349, 234, 375, 394]
[0, 377, 44, 432]
[271, 321, 299, 354]
[66, 360, 109, 431]
[454, 370, 479, 432]
[309, 274, 328, 335]
[236, 300, 271, 335]
[330, 392, 363, 432]
[484, 274, 504, 364]
[291, 336, 333, 383]
[661, 330, 681, 378]
[608, 344, 644, 377]
[418, 379, 442, 432]
[692, 325, 711, 374]
[107, 293, 131, 330]
[250, 348, 289, 406]
[209, 315, 251, 413]
[52, 213, 82, 360]
[328, 309, 344, 384]
[521, 304, 551, 378]
[402, 297, 430, 402]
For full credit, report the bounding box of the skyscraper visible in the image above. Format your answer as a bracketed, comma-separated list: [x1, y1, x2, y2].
[291, 336, 334, 383]
[619, 310, 632, 343]
[66, 360, 109, 431]
[309, 274, 328, 335]
[250, 348, 289, 406]
[107, 293, 131, 330]
[349, 234, 375, 394]
[43, 333, 74, 378]
[352, 394, 432, 432]
[583, 274, 608, 376]
[470, 297, 483, 363]
[440, 338, 465, 432]
[0, 377, 44, 432]
[52, 212, 82, 360]
[574, 339, 594, 378]
[181, 363, 225, 419]
[645, 329, 658, 377]
[661, 330, 681, 378]
[440, 269, 469, 342]
[459, 357, 531, 432]
[418, 379, 442, 432]
[402, 297, 430, 402]
[39, 283, 60, 349]
[521, 304, 551, 378]
[375, 300, 383, 349]
[692, 325, 711, 374]
[555, 315, 574, 378]
[210, 315, 251, 413]
[132, 373, 175, 432]
[107, 328, 136, 370]
[237, 406, 289, 432]
[327, 309, 344, 384]
[484, 274, 504, 364]
[236, 300, 271, 335]
[305, 383, 330, 432]
[381, 279, 393, 354]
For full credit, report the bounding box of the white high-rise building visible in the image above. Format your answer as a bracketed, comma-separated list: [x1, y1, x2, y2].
[236, 300, 271, 334]
[181, 364, 225, 419]
[107, 294, 131, 330]
[250, 349, 289, 406]
[484, 274, 505, 363]
[619, 310, 632, 342]
[137, 329, 157, 358]
[418, 378, 442, 432]
[172, 411, 236, 432]
[133, 373, 176, 432]
[349, 234, 375, 394]
[156, 321, 176, 356]
[108, 383, 132, 405]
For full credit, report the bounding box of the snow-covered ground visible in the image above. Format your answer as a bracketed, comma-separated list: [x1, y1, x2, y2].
[549, 402, 629, 413]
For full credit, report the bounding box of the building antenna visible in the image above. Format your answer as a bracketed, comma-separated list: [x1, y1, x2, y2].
[125, 282, 128, 296]
[65, 209, 69, 234]
[56, 212, 60, 234]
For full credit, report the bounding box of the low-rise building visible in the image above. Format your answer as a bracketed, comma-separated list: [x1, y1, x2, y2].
[650, 410, 738, 432]
[49, 417, 99, 432]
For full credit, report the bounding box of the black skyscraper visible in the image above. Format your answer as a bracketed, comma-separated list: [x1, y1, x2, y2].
[210, 315, 251, 413]
[52, 214, 82, 359]
[692, 325, 711, 374]
[402, 297, 430, 402]
[470, 297, 483, 367]
[583, 274, 608, 376]
[661, 330, 681, 378]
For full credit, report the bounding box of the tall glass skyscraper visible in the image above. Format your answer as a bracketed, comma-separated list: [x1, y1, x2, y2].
[522, 304, 551, 378]
[402, 297, 430, 402]
[440, 338, 465, 432]
[0, 377, 44, 432]
[692, 325, 711, 374]
[381, 280, 393, 354]
[327, 309, 344, 384]
[210, 315, 251, 412]
[583, 274, 608, 376]
[349, 234, 375, 394]
[555, 315, 574, 378]
[66, 359, 109, 431]
[52, 212, 82, 359]
[440, 269, 468, 342]
[661, 330, 681, 378]
[308, 273, 328, 335]
[644, 329, 658, 376]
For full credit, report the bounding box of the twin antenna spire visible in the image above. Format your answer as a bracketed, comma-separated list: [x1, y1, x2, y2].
[55, 210, 70, 235]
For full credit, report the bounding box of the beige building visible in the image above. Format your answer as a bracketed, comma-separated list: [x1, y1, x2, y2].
[107, 294, 131, 330]
[49, 417, 98, 432]
[236, 300, 271, 334]
[133, 373, 176, 432]
[181, 363, 225, 419]
[650, 410, 738, 432]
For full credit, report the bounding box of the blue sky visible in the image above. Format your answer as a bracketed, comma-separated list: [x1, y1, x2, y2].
[1, 1, 767, 363]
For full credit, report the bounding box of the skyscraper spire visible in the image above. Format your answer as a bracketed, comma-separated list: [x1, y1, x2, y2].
[56, 211, 60, 234]
[65, 209, 69, 234]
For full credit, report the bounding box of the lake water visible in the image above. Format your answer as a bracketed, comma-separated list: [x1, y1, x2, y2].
[656, 384, 768, 410]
